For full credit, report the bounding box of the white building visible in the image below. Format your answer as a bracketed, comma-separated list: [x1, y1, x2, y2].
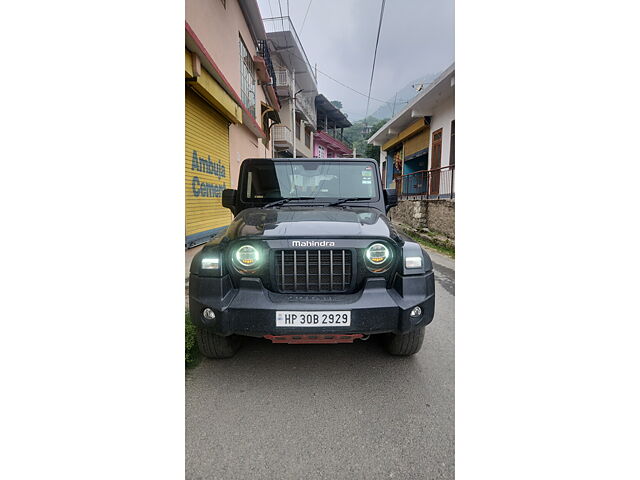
[369, 64, 455, 199]
[263, 16, 318, 158]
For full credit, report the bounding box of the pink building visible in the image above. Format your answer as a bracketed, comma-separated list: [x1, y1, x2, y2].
[313, 94, 353, 158]
[313, 131, 352, 158]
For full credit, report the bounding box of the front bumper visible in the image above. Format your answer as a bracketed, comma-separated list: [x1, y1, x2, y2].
[189, 272, 435, 337]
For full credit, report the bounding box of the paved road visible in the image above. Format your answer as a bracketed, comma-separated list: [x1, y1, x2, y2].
[186, 248, 454, 479]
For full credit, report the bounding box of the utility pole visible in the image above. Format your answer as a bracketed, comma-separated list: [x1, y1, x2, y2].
[291, 69, 296, 159]
[353, 146, 356, 158]
[300, 118, 305, 157]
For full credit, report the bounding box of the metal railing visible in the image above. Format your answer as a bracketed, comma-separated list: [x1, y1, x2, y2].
[257, 40, 276, 86]
[274, 69, 291, 90]
[398, 165, 455, 199]
[272, 125, 293, 145]
[263, 16, 317, 85]
[272, 70, 316, 124]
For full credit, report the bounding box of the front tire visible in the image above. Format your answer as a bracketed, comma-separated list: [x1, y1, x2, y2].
[196, 328, 241, 359]
[385, 326, 425, 356]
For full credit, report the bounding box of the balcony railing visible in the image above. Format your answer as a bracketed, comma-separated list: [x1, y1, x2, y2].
[272, 125, 293, 145]
[398, 165, 455, 199]
[257, 40, 276, 86]
[274, 69, 291, 90]
[263, 16, 317, 85]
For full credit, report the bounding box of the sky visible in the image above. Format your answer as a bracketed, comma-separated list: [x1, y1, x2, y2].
[257, 0, 454, 120]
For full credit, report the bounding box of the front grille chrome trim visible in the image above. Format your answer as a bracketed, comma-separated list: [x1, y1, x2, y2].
[342, 250, 346, 290]
[274, 248, 353, 293]
[330, 250, 334, 291]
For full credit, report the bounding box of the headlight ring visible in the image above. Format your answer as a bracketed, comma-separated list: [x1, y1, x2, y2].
[365, 242, 393, 272]
[231, 244, 261, 273]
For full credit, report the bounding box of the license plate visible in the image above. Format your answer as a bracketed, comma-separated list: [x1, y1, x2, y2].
[275, 311, 351, 327]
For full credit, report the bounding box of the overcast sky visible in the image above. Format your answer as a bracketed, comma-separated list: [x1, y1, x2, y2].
[257, 0, 454, 120]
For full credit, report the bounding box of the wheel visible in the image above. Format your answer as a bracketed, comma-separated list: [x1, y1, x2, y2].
[196, 327, 241, 359]
[385, 326, 425, 356]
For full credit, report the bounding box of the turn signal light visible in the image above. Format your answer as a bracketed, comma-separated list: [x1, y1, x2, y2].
[405, 256, 423, 269]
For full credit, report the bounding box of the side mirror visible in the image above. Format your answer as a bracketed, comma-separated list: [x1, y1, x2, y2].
[221, 189, 237, 211]
[384, 189, 398, 212]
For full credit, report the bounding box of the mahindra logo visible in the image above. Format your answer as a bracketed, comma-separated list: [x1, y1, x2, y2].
[287, 295, 336, 303]
[291, 240, 336, 247]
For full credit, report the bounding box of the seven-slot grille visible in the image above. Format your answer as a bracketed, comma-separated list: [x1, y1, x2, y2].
[275, 249, 353, 293]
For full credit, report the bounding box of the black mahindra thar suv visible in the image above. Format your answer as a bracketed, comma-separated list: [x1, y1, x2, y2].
[189, 158, 435, 358]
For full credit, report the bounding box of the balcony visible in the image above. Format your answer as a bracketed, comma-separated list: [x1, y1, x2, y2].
[272, 125, 293, 147]
[256, 40, 276, 86]
[398, 165, 455, 200]
[274, 69, 292, 95]
[263, 16, 317, 95]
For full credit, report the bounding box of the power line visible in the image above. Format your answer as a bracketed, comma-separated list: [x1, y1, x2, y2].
[300, 0, 313, 34]
[268, 36, 416, 121]
[276, 0, 291, 64]
[269, 42, 404, 107]
[316, 68, 406, 106]
[364, 0, 386, 124]
[277, 0, 285, 32]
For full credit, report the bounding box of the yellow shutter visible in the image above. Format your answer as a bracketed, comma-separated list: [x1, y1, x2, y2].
[185, 88, 233, 246]
[404, 128, 430, 158]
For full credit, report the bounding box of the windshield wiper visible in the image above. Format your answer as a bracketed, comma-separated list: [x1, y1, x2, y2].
[327, 197, 371, 207]
[263, 197, 315, 208]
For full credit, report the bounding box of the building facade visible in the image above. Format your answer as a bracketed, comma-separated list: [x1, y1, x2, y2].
[313, 131, 353, 158]
[313, 94, 352, 158]
[185, 0, 280, 247]
[263, 16, 318, 158]
[369, 64, 455, 200]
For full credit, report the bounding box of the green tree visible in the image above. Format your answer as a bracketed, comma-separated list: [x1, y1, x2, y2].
[330, 100, 343, 110]
[342, 117, 388, 161]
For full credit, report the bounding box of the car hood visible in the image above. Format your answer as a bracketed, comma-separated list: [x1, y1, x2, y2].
[220, 206, 401, 241]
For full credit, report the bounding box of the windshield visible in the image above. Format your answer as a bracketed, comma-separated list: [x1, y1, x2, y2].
[240, 160, 378, 202]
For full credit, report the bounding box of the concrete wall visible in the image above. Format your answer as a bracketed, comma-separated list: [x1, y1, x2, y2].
[228, 123, 271, 188]
[272, 96, 314, 158]
[186, 0, 268, 112]
[295, 117, 314, 158]
[389, 199, 455, 239]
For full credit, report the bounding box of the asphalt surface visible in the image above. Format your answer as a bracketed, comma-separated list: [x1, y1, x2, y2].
[186, 248, 454, 479]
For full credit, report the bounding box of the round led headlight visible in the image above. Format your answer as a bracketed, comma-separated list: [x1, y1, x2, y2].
[232, 245, 261, 272]
[365, 242, 392, 272]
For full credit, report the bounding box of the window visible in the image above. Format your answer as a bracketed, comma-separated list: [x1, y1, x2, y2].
[239, 36, 256, 117]
[296, 119, 301, 140]
[240, 160, 379, 201]
[317, 145, 326, 158]
[305, 127, 311, 148]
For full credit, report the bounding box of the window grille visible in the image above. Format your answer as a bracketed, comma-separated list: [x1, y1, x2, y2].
[239, 37, 256, 117]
